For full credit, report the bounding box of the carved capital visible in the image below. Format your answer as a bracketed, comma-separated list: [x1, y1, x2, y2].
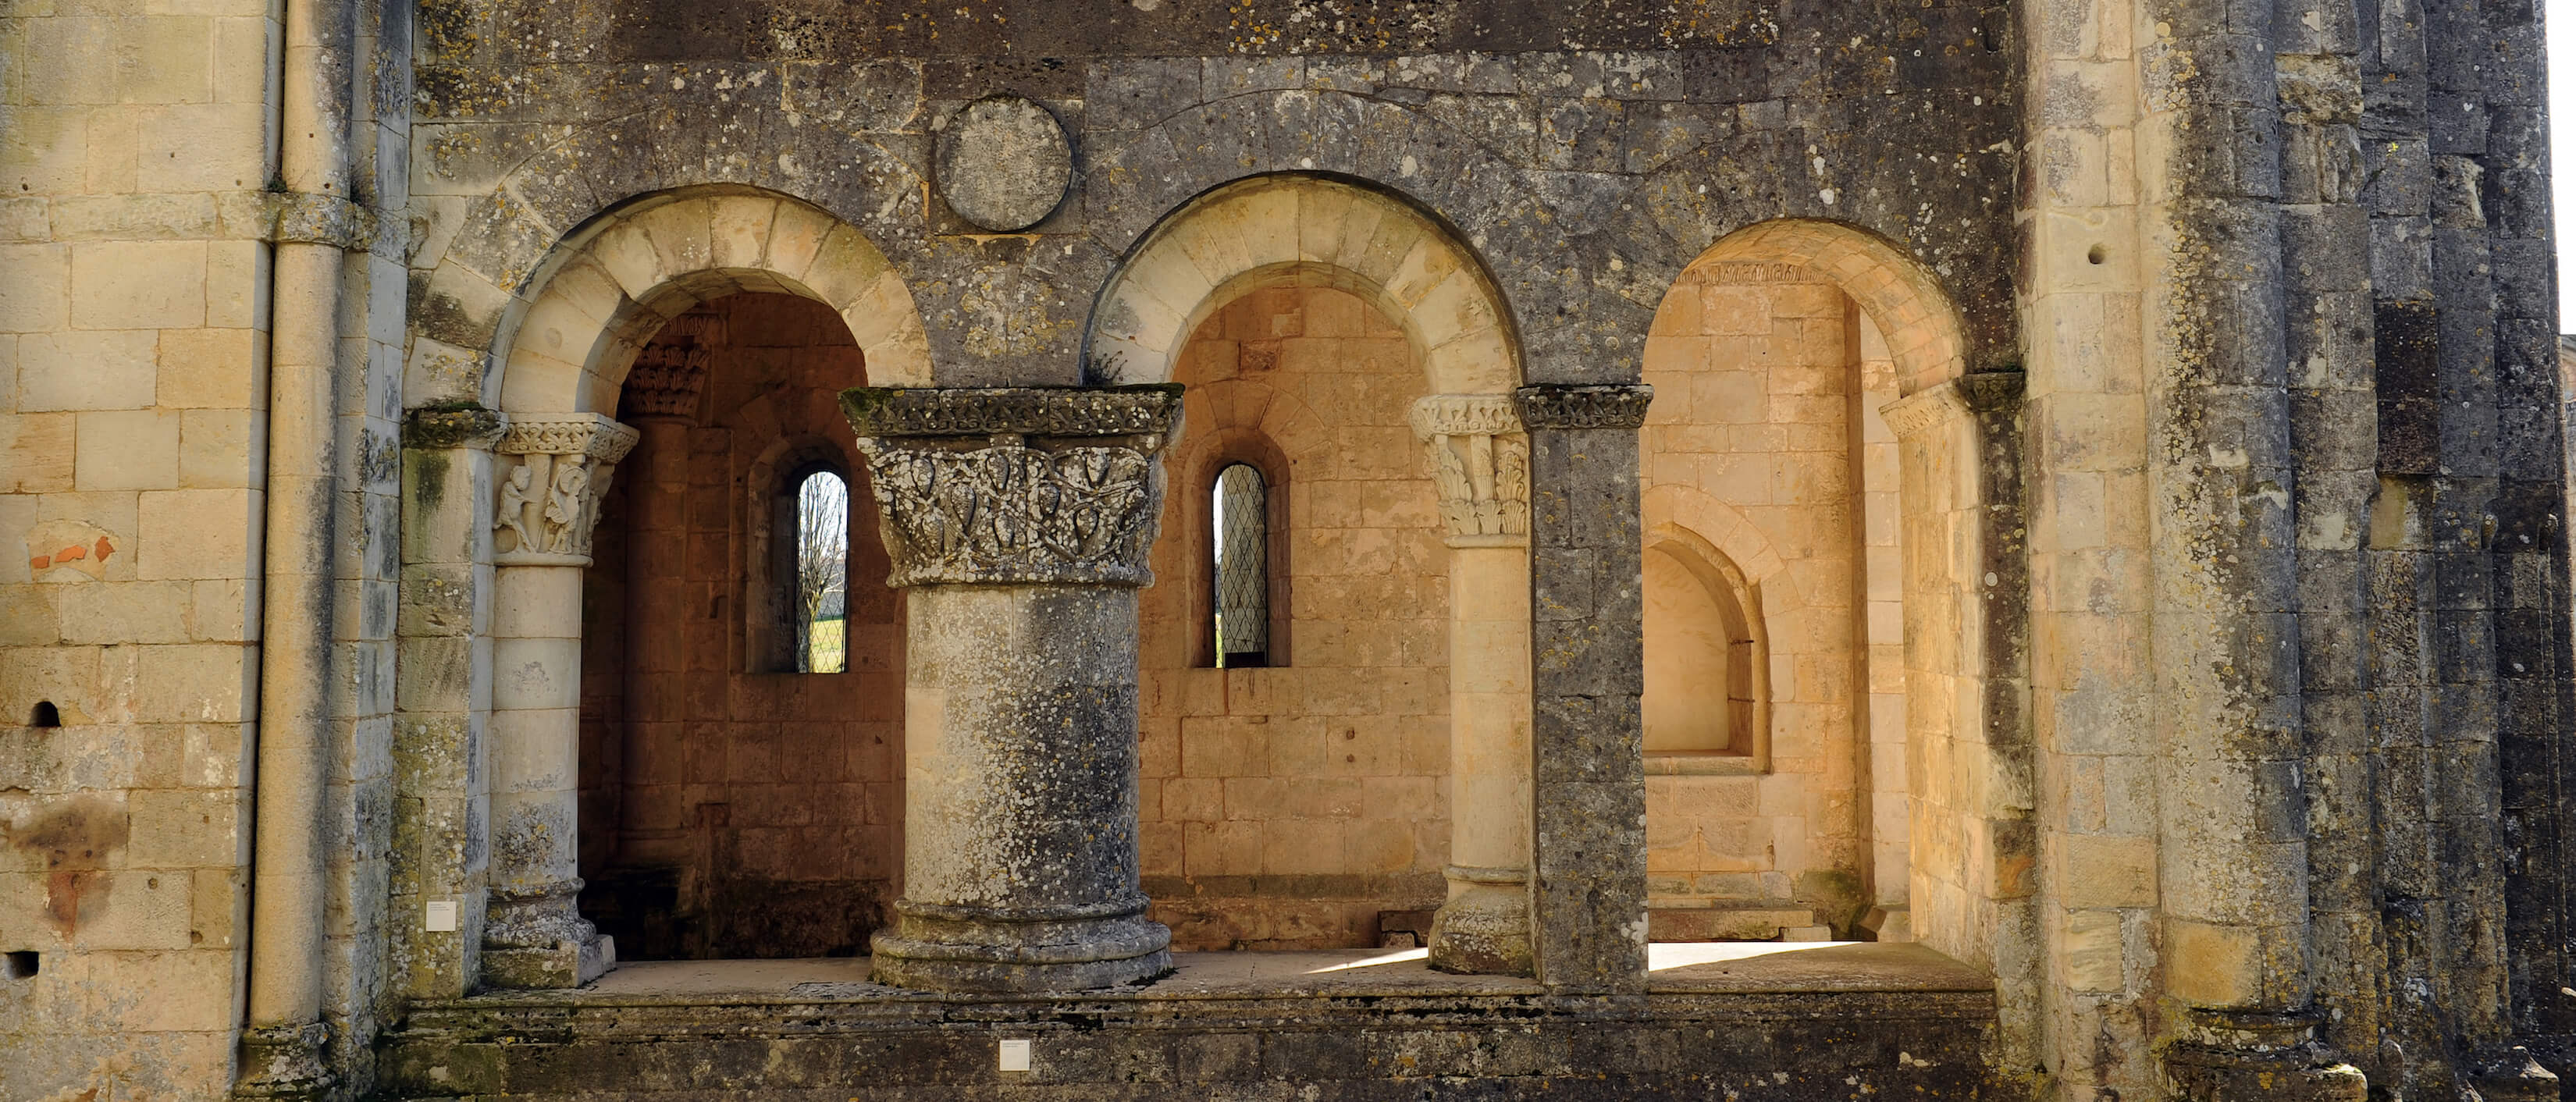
[839, 386, 1183, 587]
[493, 414, 639, 566]
[1411, 395, 1528, 546]
[1514, 383, 1653, 430]
[1878, 371, 2023, 439]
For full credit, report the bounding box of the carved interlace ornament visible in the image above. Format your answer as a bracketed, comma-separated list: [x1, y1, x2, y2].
[621, 308, 720, 420]
[1411, 395, 1530, 546]
[841, 386, 1183, 587]
[1514, 383, 1654, 430]
[493, 414, 639, 566]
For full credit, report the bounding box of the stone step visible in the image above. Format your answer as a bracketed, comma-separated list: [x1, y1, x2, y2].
[1646, 903, 1823, 942]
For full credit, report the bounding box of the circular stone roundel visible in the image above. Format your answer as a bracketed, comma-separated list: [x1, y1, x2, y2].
[935, 94, 1073, 233]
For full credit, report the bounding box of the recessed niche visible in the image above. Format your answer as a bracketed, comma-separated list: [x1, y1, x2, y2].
[28, 701, 59, 728]
[3, 951, 36, 979]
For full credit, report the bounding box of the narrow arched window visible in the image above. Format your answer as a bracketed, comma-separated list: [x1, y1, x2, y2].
[1212, 464, 1269, 668]
[788, 468, 849, 674]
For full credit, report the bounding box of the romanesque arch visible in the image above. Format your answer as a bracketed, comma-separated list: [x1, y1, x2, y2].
[1093, 174, 1539, 969]
[1688, 219, 1969, 398]
[1086, 174, 1520, 396]
[393, 187, 932, 990]
[1638, 215, 2026, 997]
[489, 189, 933, 411]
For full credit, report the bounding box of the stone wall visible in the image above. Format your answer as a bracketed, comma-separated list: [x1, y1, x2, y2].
[1137, 285, 1450, 950]
[1, 0, 415, 1094]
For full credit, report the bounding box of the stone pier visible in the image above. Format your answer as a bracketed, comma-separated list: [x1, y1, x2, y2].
[841, 386, 1184, 993]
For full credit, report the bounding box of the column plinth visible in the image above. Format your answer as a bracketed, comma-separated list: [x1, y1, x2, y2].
[841, 385, 1183, 994]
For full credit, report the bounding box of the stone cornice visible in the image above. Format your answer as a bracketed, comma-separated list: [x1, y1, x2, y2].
[1514, 384, 1653, 430]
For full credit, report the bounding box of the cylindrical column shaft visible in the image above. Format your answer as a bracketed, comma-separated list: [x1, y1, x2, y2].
[479, 413, 634, 989]
[870, 585, 1168, 990]
[1432, 543, 1534, 973]
[484, 562, 614, 987]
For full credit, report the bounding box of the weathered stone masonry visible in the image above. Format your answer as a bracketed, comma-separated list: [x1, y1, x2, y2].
[3, 0, 2575, 1100]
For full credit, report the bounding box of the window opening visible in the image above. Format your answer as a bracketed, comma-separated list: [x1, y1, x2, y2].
[792, 469, 850, 674]
[1212, 464, 1269, 668]
[28, 701, 59, 727]
[4, 951, 35, 979]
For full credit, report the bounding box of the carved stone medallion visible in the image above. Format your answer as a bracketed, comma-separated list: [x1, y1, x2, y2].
[935, 94, 1074, 233]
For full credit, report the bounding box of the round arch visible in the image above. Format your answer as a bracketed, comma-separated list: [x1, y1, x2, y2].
[1683, 219, 1969, 399]
[482, 187, 934, 414]
[1085, 174, 1521, 396]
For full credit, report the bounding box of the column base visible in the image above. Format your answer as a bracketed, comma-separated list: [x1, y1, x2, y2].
[483, 879, 617, 990]
[870, 895, 1173, 994]
[232, 1021, 333, 1100]
[2161, 1008, 2368, 1101]
[2471, 1047, 2561, 1101]
[1429, 865, 1534, 976]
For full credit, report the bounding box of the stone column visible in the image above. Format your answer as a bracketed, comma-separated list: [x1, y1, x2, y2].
[392, 407, 507, 999]
[2137, 1, 2357, 1090]
[841, 385, 1182, 993]
[482, 412, 635, 989]
[1517, 383, 1653, 994]
[615, 324, 710, 867]
[1413, 395, 1535, 976]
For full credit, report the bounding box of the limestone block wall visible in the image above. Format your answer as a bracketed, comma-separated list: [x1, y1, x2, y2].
[1137, 285, 1450, 951]
[1, 0, 412, 1093]
[576, 293, 902, 960]
[1636, 263, 1877, 923]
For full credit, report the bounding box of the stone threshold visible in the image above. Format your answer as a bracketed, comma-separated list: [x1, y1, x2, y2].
[377, 944, 2001, 1099]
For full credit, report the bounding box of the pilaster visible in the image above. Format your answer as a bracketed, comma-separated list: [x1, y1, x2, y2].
[390, 407, 506, 1001]
[1516, 382, 1653, 994]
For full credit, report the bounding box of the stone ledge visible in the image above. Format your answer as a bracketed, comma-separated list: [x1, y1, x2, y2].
[376, 947, 2000, 1099]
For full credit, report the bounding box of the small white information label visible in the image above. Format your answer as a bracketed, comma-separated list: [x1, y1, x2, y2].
[425, 900, 458, 933]
[998, 1038, 1032, 1072]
